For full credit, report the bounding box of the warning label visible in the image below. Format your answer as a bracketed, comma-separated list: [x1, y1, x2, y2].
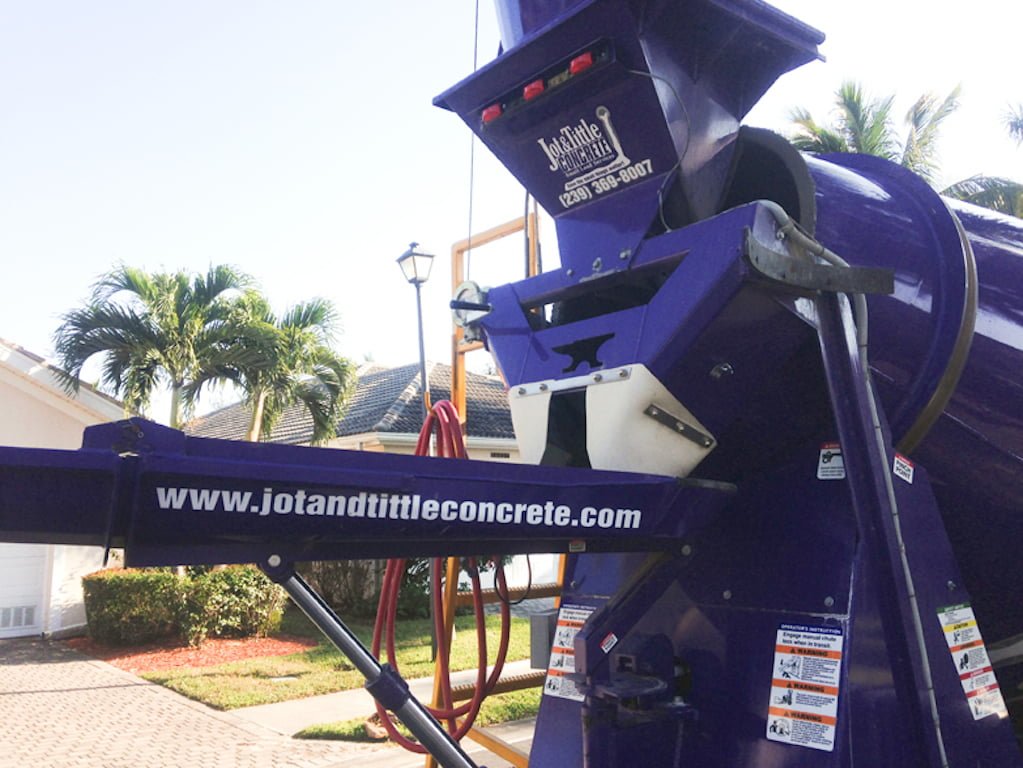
[817, 443, 845, 480]
[767, 623, 844, 752]
[937, 603, 1008, 721]
[893, 454, 915, 484]
[544, 604, 595, 702]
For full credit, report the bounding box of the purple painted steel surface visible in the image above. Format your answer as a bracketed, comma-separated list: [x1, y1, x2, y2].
[452, 2, 1023, 763]
[0, 418, 735, 566]
[805, 154, 1023, 644]
[0, 444, 120, 545]
[437, 0, 822, 268]
[1, 0, 1021, 765]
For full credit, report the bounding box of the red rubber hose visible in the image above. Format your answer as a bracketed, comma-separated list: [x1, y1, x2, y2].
[371, 400, 512, 752]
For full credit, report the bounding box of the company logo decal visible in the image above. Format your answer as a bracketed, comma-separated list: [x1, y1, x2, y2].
[538, 106, 654, 210]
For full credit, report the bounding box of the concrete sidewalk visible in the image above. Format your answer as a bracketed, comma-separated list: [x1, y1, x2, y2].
[232, 658, 538, 735]
[0, 637, 534, 768]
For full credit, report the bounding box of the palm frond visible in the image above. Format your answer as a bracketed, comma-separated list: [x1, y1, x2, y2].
[53, 304, 162, 384]
[279, 298, 338, 337]
[788, 107, 850, 154]
[901, 86, 960, 182]
[191, 264, 255, 308]
[1007, 105, 1023, 146]
[90, 264, 159, 306]
[835, 82, 898, 159]
[942, 175, 1023, 217]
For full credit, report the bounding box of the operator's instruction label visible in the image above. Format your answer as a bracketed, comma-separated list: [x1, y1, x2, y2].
[937, 603, 1008, 720]
[817, 443, 845, 480]
[766, 623, 844, 752]
[544, 604, 595, 701]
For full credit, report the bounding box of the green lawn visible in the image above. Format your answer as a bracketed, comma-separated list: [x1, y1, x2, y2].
[294, 688, 542, 742]
[143, 609, 533, 710]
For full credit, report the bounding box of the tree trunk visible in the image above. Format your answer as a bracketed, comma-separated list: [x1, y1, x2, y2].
[169, 385, 183, 429]
[247, 390, 267, 442]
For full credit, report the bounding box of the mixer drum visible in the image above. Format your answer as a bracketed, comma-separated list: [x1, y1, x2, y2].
[765, 149, 1023, 645]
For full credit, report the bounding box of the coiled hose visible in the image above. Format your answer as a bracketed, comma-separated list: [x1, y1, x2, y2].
[371, 399, 512, 752]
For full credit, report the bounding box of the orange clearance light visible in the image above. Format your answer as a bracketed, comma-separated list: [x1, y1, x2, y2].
[523, 79, 545, 101]
[569, 51, 594, 75]
[481, 103, 503, 124]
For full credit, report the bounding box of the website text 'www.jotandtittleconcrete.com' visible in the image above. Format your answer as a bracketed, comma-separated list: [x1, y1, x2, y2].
[154, 486, 643, 530]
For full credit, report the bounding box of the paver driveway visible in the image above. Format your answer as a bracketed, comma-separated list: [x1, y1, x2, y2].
[0, 638, 380, 768]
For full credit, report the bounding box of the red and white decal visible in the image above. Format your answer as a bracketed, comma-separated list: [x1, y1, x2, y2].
[767, 623, 844, 752]
[544, 604, 595, 702]
[937, 603, 1008, 720]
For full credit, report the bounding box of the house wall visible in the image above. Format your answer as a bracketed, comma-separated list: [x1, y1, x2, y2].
[0, 343, 123, 637]
[330, 433, 521, 463]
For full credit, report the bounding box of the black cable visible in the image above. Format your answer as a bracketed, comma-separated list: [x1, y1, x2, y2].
[494, 554, 534, 607]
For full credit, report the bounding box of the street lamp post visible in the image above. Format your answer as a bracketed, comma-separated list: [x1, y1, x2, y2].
[396, 242, 438, 660]
[396, 241, 435, 424]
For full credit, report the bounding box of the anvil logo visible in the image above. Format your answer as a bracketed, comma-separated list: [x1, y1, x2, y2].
[537, 106, 629, 187]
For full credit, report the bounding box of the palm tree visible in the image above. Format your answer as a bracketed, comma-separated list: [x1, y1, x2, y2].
[790, 82, 896, 158]
[790, 82, 1022, 218]
[1007, 105, 1023, 147]
[190, 295, 355, 443]
[789, 81, 960, 183]
[54, 264, 262, 427]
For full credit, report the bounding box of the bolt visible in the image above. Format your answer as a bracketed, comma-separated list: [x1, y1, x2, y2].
[592, 257, 602, 271]
[710, 363, 734, 380]
[681, 544, 693, 556]
[539, 383, 548, 392]
[702, 438, 712, 447]
[618, 368, 628, 378]
[570, 580, 578, 589]
[824, 596, 835, 608]
[776, 230, 786, 241]
[267, 554, 282, 568]
[517, 387, 526, 395]
[593, 373, 603, 382]
[566, 268, 575, 277]
[649, 406, 659, 416]
[619, 249, 631, 260]
[947, 580, 957, 591]
[722, 590, 732, 600]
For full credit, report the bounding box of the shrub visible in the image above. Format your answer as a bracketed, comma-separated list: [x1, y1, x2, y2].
[298, 560, 381, 618]
[82, 569, 181, 645]
[296, 557, 511, 621]
[178, 566, 286, 646]
[298, 558, 431, 619]
[83, 565, 285, 647]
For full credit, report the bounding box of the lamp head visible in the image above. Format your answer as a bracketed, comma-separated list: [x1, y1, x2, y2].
[397, 242, 435, 285]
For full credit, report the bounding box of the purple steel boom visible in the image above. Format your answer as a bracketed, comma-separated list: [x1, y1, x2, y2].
[2, 0, 1022, 766]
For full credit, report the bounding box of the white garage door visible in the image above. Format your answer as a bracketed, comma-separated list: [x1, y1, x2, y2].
[0, 543, 45, 638]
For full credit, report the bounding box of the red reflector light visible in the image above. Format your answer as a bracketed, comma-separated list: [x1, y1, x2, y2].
[523, 79, 545, 101]
[570, 52, 594, 75]
[481, 103, 503, 124]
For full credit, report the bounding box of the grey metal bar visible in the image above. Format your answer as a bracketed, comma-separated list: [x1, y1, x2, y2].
[277, 571, 479, 768]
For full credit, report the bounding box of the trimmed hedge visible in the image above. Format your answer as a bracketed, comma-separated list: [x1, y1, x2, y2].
[82, 566, 286, 646]
[82, 569, 180, 645]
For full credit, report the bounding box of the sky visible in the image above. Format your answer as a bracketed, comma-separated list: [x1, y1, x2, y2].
[2, 0, 1021, 420]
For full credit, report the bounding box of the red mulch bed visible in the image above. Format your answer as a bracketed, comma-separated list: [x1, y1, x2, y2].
[64, 634, 318, 675]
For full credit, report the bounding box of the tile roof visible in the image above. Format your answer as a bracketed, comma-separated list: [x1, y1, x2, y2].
[184, 362, 514, 445]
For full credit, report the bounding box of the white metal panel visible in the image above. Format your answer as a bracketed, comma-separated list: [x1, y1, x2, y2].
[0, 543, 46, 638]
